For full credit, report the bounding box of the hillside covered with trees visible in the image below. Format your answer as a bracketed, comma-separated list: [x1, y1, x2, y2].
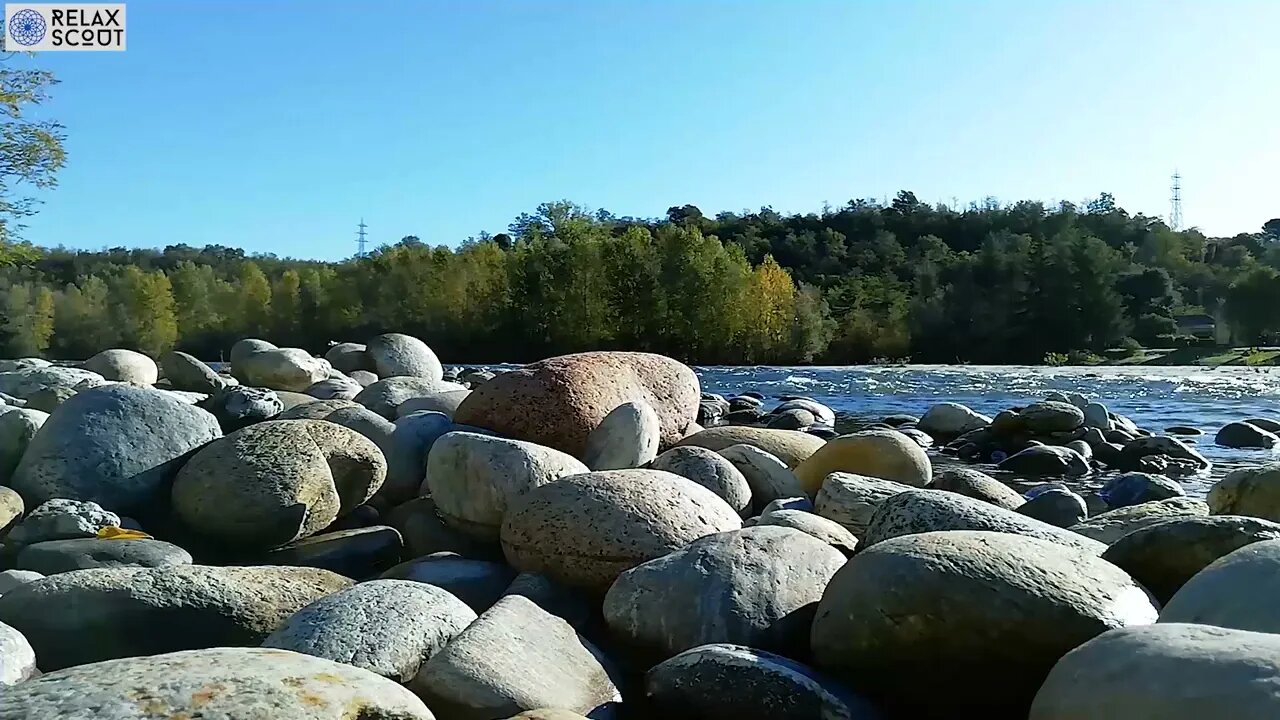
[2, 195, 1278, 365]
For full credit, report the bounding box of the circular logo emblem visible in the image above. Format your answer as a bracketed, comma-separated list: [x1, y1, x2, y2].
[8, 9, 46, 47]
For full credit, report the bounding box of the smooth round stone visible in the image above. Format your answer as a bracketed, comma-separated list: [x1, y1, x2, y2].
[386, 496, 500, 561]
[83, 348, 158, 385]
[0, 564, 353, 670]
[410, 595, 622, 719]
[367, 332, 444, 381]
[232, 347, 331, 392]
[1065, 439, 1093, 460]
[0, 485, 23, 536]
[997, 445, 1089, 477]
[263, 579, 476, 682]
[0, 619, 37, 685]
[425, 431, 589, 540]
[1165, 426, 1204, 436]
[768, 408, 815, 430]
[1160, 539, 1280, 632]
[927, 467, 1024, 510]
[651, 446, 752, 515]
[604, 526, 845, 661]
[305, 375, 363, 400]
[918, 402, 991, 438]
[10, 385, 223, 516]
[350, 369, 379, 386]
[325, 341, 372, 374]
[1102, 515, 1280, 603]
[502, 572, 593, 631]
[814, 473, 913, 539]
[1, 646, 436, 719]
[811, 530, 1157, 717]
[383, 411, 455, 504]
[501, 469, 742, 593]
[396, 389, 472, 419]
[1120, 435, 1211, 471]
[356, 376, 467, 420]
[1030, 624, 1280, 720]
[676, 426, 825, 468]
[0, 570, 43, 596]
[773, 398, 835, 426]
[1018, 487, 1088, 528]
[715, 444, 804, 513]
[724, 408, 766, 425]
[752, 509, 858, 555]
[200, 384, 283, 430]
[584, 400, 662, 471]
[1216, 421, 1280, 449]
[1245, 418, 1280, 434]
[6, 498, 120, 546]
[644, 644, 880, 720]
[1083, 401, 1112, 431]
[0, 365, 105, 402]
[261, 526, 403, 579]
[16, 537, 192, 575]
[794, 429, 932, 494]
[728, 395, 764, 411]
[229, 338, 277, 365]
[1021, 401, 1086, 433]
[1209, 465, 1280, 521]
[382, 553, 517, 612]
[1069, 497, 1209, 544]
[324, 405, 395, 455]
[1101, 472, 1185, 507]
[897, 427, 933, 448]
[160, 350, 226, 393]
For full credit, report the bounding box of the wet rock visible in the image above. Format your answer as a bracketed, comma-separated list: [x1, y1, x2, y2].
[773, 398, 835, 426]
[1119, 435, 1211, 471]
[1, 646, 436, 719]
[1245, 417, 1280, 434]
[794, 429, 932, 494]
[767, 408, 814, 430]
[1083, 401, 1112, 431]
[728, 395, 764, 411]
[1216, 421, 1280, 449]
[201, 384, 283, 430]
[382, 553, 516, 612]
[1022, 401, 1085, 433]
[724, 407, 766, 425]
[1165, 425, 1204, 436]
[814, 473, 913, 539]
[651, 445, 752, 515]
[501, 469, 741, 593]
[997, 444, 1089, 477]
[927, 467, 1024, 510]
[1101, 472, 1185, 507]
[584, 400, 661, 471]
[261, 525, 403, 579]
[16, 537, 191, 575]
[1160, 539, 1280, 632]
[84, 348, 158, 385]
[811, 530, 1157, 717]
[1069, 497, 1210, 544]
[411, 595, 622, 719]
[6, 498, 120, 547]
[0, 564, 352, 670]
[1018, 487, 1088, 528]
[918, 402, 991, 439]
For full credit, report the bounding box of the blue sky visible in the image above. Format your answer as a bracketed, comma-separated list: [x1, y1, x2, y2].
[17, 0, 1280, 260]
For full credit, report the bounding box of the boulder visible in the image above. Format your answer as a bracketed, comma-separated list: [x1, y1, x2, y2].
[171, 419, 386, 549]
[22, 384, 76, 413]
[350, 369, 379, 386]
[752, 509, 858, 555]
[9, 385, 222, 515]
[324, 405, 395, 455]
[1083, 401, 1112, 431]
[1101, 471, 1185, 507]
[927, 467, 1024, 510]
[382, 553, 516, 612]
[715, 443, 805, 513]
[1018, 487, 1088, 528]
[810, 530, 1157, 716]
[1, 646, 436, 719]
[324, 341, 372, 374]
[383, 412, 457, 505]
[502, 572, 593, 631]
[232, 347, 331, 392]
[386, 496, 499, 560]
[758, 496, 813, 514]
[1245, 417, 1280, 434]
[768, 408, 815, 430]
[5, 498, 120, 546]
[0, 619, 36, 685]
[773, 398, 836, 426]
[16, 537, 192, 575]
[651, 445, 751, 515]
[276, 389, 321, 411]
[262, 526, 403, 579]
[0, 358, 49, 372]
[1030, 623, 1280, 719]
[1120, 435, 1211, 471]
[677, 426, 824, 468]
[305, 375, 363, 400]
[864, 489, 1106, 555]
[411, 595, 622, 719]
[584, 400, 661, 471]
[83, 348, 158, 385]
[0, 365, 105, 401]
[356, 376, 468, 420]
[918, 402, 991, 438]
[0, 406, 46, 484]
[455, 351, 700, 459]
[425, 431, 589, 540]
[813, 473, 913, 539]
[262, 578, 476, 682]
[1216, 421, 1280, 449]
[0, 564, 352, 670]
[1160, 539, 1280, 632]
[276, 397, 355, 420]
[998, 444, 1090, 477]
[1209, 464, 1280, 521]
[604, 526, 845, 661]
[367, 332, 444, 380]
[793, 429, 931, 494]
[200, 384, 283, 430]
[397, 389, 472, 419]
[1022, 400, 1085, 433]
[0, 486, 21, 537]
[501, 469, 742, 593]
[1069, 497, 1210, 544]
[644, 644, 879, 720]
[229, 337, 277, 365]
[0, 569, 42, 596]
[1102, 515, 1280, 603]
[160, 350, 226, 393]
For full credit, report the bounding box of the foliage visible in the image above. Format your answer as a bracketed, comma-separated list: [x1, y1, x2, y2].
[0, 59, 66, 243]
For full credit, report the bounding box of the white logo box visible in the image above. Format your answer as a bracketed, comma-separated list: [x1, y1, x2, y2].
[5, 3, 125, 51]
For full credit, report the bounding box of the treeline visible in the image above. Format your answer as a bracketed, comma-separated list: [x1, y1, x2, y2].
[1, 193, 1278, 364]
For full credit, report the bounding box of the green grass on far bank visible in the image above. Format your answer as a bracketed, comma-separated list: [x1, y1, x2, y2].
[1096, 346, 1280, 367]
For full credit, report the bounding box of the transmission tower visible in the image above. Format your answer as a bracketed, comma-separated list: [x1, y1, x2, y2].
[356, 218, 368, 257]
[1170, 172, 1183, 230]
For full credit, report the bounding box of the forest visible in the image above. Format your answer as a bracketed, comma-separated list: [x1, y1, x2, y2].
[2, 195, 1279, 365]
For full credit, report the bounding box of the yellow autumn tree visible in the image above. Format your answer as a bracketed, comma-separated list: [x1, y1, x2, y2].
[741, 255, 796, 362]
[113, 267, 178, 356]
[237, 261, 273, 337]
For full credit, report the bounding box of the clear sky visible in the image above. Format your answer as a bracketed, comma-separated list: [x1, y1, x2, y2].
[17, 0, 1280, 260]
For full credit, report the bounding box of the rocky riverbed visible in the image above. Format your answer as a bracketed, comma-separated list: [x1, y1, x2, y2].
[2, 337, 1280, 718]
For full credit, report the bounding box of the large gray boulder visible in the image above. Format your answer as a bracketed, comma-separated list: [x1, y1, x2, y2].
[9, 385, 222, 515]
[425, 431, 589, 540]
[715, 443, 805, 513]
[171, 419, 386, 549]
[0, 406, 46, 484]
[4, 498, 119, 547]
[811, 530, 1157, 716]
[1208, 464, 1280, 522]
[16, 537, 192, 575]
[997, 445, 1090, 477]
[383, 411, 455, 504]
[83, 348, 158, 385]
[864, 488, 1106, 554]
[0, 620, 36, 685]
[382, 553, 515, 613]
[200, 384, 283, 431]
[386, 496, 498, 561]
[1068, 497, 1209, 544]
[604, 526, 844, 661]
[367, 333, 444, 380]
[1030, 624, 1280, 719]
[1160, 539, 1280, 633]
[1021, 400, 1085, 433]
[356, 376, 467, 419]
[0, 569, 42, 596]
[262, 579, 476, 682]
[232, 347, 331, 392]
[396, 388, 472, 419]
[0, 564, 352, 670]
[918, 402, 991, 438]
[305, 375, 363, 401]
[324, 405, 395, 455]
[410, 595, 621, 720]
[584, 400, 661, 471]
[1216, 421, 1280, 449]
[0, 365, 105, 401]
[0, 646, 437, 719]
[927, 467, 1024, 510]
[1101, 471, 1185, 507]
[501, 469, 742, 593]
[651, 445, 752, 515]
[1102, 515, 1280, 603]
[159, 350, 226, 393]
[751, 509, 858, 555]
[1018, 487, 1088, 528]
[814, 473, 913, 539]
[229, 337, 277, 365]
[644, 644, 879, 720]
[325, 341, 372, 374]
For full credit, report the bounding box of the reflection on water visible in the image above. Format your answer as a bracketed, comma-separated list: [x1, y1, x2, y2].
[695, 365, 1280, 498]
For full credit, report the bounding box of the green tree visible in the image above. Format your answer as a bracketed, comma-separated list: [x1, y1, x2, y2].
[1226, 267, 1280, 343]
[1, 281, 53, 356]
[52, 276, 117, 357]
[113, 267, 177, 355]
[236, 261, 273, 337]
[0, 61, 66, 242]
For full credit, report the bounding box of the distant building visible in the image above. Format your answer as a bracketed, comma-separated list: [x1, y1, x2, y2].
[1175, 314, 1217, 342]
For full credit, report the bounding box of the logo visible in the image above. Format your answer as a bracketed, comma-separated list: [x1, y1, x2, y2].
[4, 4, 125, 51]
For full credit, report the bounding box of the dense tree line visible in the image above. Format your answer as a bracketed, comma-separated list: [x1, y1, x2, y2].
[1, 196, 1278, 364]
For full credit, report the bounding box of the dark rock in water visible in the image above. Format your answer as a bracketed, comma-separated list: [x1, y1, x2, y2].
[729, 395, 764, 411]
[645, 644, 880, 720]
[805, 426, 840, 440]
[1105, 428, 1136, 443]
[16, 537, 192, 575]
[0, 564, 353, 670]
[1246, 418, 1280, 434]
[742, 391, 765, 400]
[201, 384, 283, 431]
[1216, 421, 1280, 449]
[382, 552, 516, 612]
[775, 399, 835, 427]
[1018, 487, 1088, 528]
[5, 498, 119, 547]
[881, 414, 919, 427]
[897, 427, 933, 448]
[1101, 472, 1185, 508]
[697, 399, 726, 426]
[1166, 426, 1204, 436]
[1102, 515, 1280, 603]
[1118, 436, 1211, 472]
[260, 525, 403, 579]
[997, 445, 1089, 477]
[1021, 401, 1085, 433]
[724, 408, 766, 425]
[768, 408, 814, 430]
[928, 467, 1024, 510]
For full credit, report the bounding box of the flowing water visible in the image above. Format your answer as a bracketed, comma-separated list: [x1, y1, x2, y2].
[693, 364, 1280, 498]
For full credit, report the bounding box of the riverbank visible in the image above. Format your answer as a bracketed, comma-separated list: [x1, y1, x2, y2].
[1098, 347, 1280, 367]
